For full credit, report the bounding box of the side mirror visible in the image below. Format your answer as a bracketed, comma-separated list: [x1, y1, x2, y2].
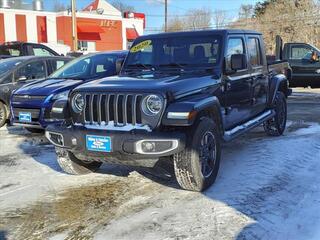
[231, 54, 247, 71]
[116, 58, 125, 74]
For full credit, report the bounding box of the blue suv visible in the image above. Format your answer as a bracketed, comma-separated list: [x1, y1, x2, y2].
[11, 51, 127, 132]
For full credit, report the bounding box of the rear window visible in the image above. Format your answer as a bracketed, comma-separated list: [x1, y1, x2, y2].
[0, 45, 22, 56]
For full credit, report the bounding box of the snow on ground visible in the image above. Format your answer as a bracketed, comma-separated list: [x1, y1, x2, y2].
[0, 90, 320, 240]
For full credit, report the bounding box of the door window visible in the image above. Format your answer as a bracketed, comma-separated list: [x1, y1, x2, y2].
[247, 38, 262, 67]
[14, 61, 46, 81]
[226, 38, 245, 71]
[290, 45, 313, 60]
[32, 46, 55, 56]
[0, 74, 13, 84]
[49, 59, 68, 73]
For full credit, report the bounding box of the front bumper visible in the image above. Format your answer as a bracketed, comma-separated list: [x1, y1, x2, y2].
[11, 105, 61, 129]
[46, 124, 186, 167]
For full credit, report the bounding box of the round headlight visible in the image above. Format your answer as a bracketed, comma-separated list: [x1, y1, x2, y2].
[142, 95, 163, 116]
[72, 94, 85, 113]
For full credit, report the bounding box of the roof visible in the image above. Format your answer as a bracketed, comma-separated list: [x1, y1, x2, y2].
[141, 29, 262, 39]
[0, 56, 71, 62]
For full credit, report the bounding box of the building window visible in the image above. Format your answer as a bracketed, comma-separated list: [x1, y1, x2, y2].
[78, 41, 96, 52]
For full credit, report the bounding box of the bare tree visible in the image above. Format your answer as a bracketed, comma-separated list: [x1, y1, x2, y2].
[163, 7, 212, 32]
[213, 10, 226, 29]
[239, 4, 253, 19]
[185, 8, 212, 30]
[230, 0, 320, 54]
[112, 0, 135, 14]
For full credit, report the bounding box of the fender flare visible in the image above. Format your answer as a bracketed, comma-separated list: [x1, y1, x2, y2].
[268, 74, 290, 106]
[162, 95, 224, 129]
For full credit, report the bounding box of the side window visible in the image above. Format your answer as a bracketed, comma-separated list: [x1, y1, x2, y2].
[247, 38, 262, 67]
[226, 38, 245, 71]
[290, 46, 313, 59]
[49, 59, 68, 73]
[32, 46, 54, 56]
[14, 61, 46, 81]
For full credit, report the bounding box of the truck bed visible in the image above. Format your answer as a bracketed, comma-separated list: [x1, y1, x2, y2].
[268, 59, 291, 79]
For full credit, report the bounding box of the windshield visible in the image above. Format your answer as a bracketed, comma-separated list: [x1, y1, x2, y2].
[0, 58, 22, 76]
[49, 53, 120, 80]
[0, 45, 22, 56]
[123, 35, 222, 73]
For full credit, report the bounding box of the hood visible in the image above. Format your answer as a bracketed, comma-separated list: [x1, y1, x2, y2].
[0, 55, 13, 60]
[75, 73, 221, 99]
[14, 78, 83, 96]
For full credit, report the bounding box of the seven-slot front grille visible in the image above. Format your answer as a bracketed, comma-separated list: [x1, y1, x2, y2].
[83, 93, 143, 126]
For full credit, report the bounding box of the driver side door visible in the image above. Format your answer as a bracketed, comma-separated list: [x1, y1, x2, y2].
[289, 44, 320, 86]
[223, 36, 253, 130]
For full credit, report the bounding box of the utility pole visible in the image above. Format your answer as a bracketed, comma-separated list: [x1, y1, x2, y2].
[165, 0, 168, 32]
[71, 0, 78, 51]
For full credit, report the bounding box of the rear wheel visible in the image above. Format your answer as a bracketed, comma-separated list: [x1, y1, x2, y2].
[264, 91, 287, 136]
[25, 127, 44, 134]
[55, 147, 102, 175]
[0, 102, 7, 128]
[173, 117, 221, 192]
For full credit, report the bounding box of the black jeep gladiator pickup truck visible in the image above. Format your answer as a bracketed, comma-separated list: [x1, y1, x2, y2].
[46, 29, 291, 192]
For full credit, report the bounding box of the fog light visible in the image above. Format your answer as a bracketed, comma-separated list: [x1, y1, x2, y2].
[135, 140, 179, 155]
[141, 141, 156, 152]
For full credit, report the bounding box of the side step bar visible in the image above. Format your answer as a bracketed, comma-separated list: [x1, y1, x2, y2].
[223, 110, 275, 142]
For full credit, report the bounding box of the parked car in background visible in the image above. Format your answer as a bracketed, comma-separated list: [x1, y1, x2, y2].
[0, 56, 71, 128]
[0, 42, 60, 60]
[273, 36, 320, 88]
[45, 30, 291, 192]
[11, 51, 128, 133]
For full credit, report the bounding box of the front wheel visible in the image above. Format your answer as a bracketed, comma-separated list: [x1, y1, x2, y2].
[263, 91, 287, 136]
[55, 147, 102, 175]
[0, 102, 8, 128]
[173, 117, 221, 192]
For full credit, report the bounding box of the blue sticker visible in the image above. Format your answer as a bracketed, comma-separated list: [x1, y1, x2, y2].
[86, 135, 112, 152]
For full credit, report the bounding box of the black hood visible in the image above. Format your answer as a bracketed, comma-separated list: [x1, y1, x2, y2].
[74, 72, 221, 99]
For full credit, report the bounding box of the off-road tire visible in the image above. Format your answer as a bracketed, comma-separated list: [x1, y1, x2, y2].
[263, 91, 287, 136]
[55, 147, 102, 175]
[173, 117, 221, 192]
[25, 127, 44, 134]
[0, 102, 8, 128]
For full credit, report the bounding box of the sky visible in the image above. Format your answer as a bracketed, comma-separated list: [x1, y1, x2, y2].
[25, 0, 262, 33]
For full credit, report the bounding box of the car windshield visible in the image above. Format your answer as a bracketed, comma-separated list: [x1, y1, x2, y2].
[49, 53, 120, 80]
[0, 45, 22, 56]
[0, 58, 22, 76]
[123, 35, 222, 74]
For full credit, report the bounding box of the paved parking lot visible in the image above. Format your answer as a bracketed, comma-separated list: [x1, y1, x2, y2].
[0, 89, 320, 240]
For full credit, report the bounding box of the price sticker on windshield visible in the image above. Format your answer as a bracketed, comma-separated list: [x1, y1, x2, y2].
[130, 40, 152, 53]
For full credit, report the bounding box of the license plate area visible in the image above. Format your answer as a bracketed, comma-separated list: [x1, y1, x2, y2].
[19, 112, 32, 122]
[86, 135, 112, 152]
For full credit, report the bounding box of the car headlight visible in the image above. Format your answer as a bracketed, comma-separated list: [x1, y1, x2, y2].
[142, 95, 163, 116]
[72, 93, 85, 113]
[52, 90, 70, 101]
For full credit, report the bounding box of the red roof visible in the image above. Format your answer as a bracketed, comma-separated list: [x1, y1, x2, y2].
[126, 28, 139, 40]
